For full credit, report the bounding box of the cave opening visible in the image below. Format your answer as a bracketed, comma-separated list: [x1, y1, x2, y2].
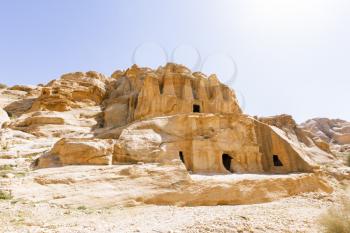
[273, 155, 283, 166]
[179, 151, 185, 164]
[193, 104, 200, 113]
[222, 153, 232, 172]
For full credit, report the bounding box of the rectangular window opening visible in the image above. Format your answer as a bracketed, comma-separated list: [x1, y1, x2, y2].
[193, 104, 200, 113]
[273, 155, 283, 167]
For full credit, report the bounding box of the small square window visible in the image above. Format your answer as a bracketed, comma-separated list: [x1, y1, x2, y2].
[273, 155, 283, 166]
[193, 104, 200, 113]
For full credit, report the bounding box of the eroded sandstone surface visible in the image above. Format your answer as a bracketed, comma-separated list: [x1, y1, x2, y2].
[0, 63, 349, 233]
[301, 118, 350, 153]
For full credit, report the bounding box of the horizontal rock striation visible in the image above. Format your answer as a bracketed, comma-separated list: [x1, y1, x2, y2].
[301, 118, 350, 152]
[31, 71, 109, 112]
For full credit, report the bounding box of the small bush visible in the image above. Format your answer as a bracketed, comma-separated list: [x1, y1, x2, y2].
[0, 190, 13, 200]
[0, 164, 14, 171]
[319, 198, 350, 233]
[15, 172, 26, 178]
[0, 83, 7, 89]
[347, 154, 350, 167]
[77, 205, 87, 210]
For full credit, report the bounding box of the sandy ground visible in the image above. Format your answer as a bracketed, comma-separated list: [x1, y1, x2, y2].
[0, 158, 348, 233]
[0, 189, 345, 233]
[190, 173, 300, 181]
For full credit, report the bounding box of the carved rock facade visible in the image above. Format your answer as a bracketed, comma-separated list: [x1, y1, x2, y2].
[32, 63, 329, 174]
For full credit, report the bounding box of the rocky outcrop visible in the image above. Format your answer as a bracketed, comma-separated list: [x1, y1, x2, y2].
[301, 118, 350, 152]
[0, 128, 56, 159]
[3, 63, 348, 215]
[9, 106, 102, 137]
[113, 113, 263, 173]
[2, 72, 106, 138]
[11, 164, 332, 208]
[37, 138, 115, 168]
[254, 119, 315, 173]
[103, 64, 241, 128]
[0, 86, 41, 117]
[31, 71, 109, 112]
[258, 115, 336, 165]
[31, 64, 336, 175]
[38, 113, 322, 173]
[37, 111, 326, 173]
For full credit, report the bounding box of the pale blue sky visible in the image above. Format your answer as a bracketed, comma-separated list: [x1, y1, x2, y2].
[0, 0, 349, 122]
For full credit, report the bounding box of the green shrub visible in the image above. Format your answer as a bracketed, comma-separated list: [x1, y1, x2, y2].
[0, 190, 13, 200]
[0, 164, 14, 171]
[1, 142, 9, 150]
[0, 83, 7, 89]
[77, 205, 87, 210]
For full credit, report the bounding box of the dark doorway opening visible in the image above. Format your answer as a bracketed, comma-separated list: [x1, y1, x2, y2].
[273, 155, 283, 166]
[222, 153, 232, 172]
[193, 104, 200, 113]
[179, 151, 185, 163]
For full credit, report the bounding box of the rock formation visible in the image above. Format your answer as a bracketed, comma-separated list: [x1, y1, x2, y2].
[37, 138, 115, 167]
[1, 85, 41, 117]
[258, 115, 336, 165]
[16, 63, 329, 175]
[30, 71, 108, 112]
[1, 64, 333, 174]
[301, 118, 350, 153]
[2, 64, 350, 233]
[104, 64, 241, 128]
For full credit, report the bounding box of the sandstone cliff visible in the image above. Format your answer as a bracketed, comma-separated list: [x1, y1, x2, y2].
[1, 64, 350, 233]
[0, 63, 337, 173]
[104, 64, 241, 128]
[13, 63, 329, 175]
[1, 63, 348, 214]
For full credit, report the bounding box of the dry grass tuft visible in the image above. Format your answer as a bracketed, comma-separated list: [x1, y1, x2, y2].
[0, 190, 13, 200]
[319, 198, 350, 233]
[77, 205, 87, 210]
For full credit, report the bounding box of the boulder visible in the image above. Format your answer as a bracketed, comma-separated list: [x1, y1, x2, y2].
[37, 138, 115, 168]
[0, 85, 41, 117]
